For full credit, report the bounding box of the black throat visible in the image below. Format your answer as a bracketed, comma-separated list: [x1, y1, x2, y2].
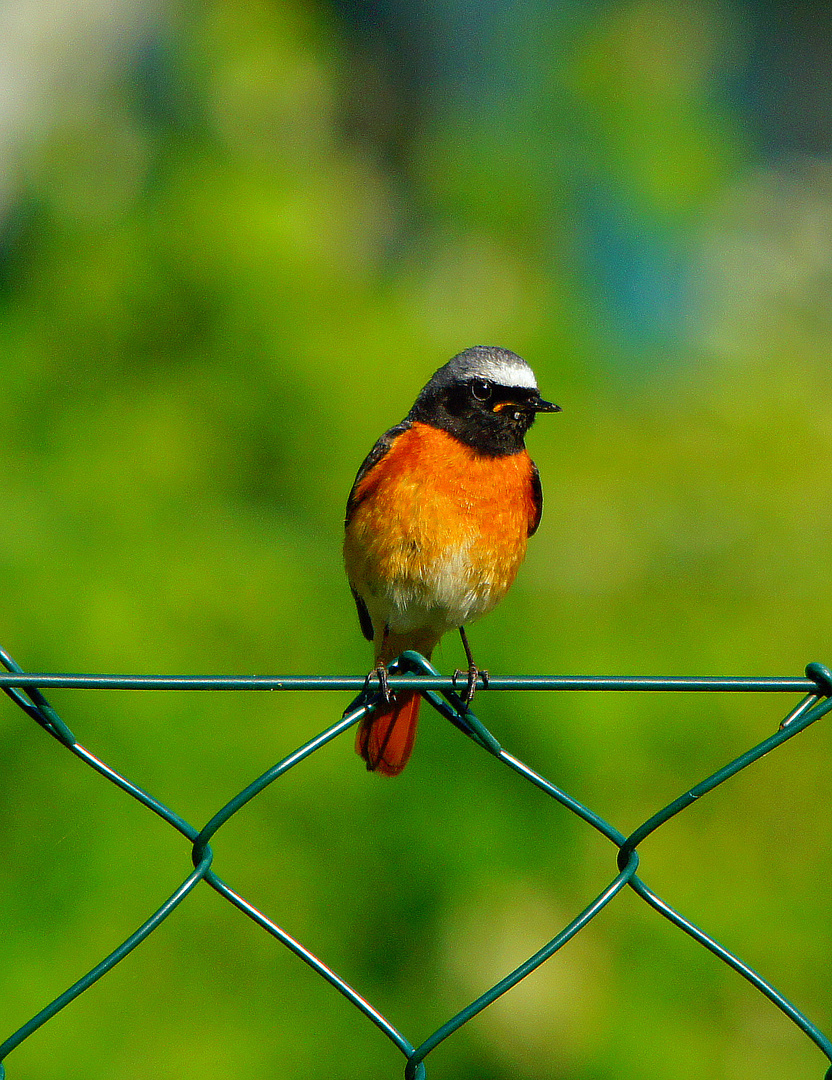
[407, 383, 536, 457]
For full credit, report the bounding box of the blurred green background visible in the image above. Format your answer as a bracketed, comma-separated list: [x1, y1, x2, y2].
[1, 1, 831, 1077]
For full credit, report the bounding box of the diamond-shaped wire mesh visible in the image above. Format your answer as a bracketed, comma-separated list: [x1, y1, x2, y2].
[2, 644, 831, 1079]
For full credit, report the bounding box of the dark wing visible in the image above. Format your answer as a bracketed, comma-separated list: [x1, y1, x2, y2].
[528, 459, 543, 536]
[351, 587, 374, 642]
[344, 420, 412, 526]
[345, 420, 412, 643]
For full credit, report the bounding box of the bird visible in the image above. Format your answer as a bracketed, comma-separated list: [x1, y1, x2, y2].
[344, 346, 559, 776]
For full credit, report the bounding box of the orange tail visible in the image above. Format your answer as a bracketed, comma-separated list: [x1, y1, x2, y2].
[356, 690, 421, 776]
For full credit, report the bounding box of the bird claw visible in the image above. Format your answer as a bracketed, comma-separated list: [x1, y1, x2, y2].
[364, 664, 393, 705]
[452, 665, 490, 705]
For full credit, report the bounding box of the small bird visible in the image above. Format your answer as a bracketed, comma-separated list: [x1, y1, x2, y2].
[344, 346, 559, 776]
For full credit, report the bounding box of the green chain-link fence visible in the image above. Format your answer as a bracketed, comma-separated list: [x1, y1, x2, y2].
[2, 643, 831, 1079]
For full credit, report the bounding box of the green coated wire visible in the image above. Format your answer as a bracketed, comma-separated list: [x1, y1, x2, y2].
[0, 672, 819, 692]
[0, 653, 418, 1068]
[404, 653, 832, 1073]
[405, 855, 639, 1078]
[2, 645, 831, 1080]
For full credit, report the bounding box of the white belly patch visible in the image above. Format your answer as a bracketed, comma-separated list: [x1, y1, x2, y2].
[366, 539, 500, 635]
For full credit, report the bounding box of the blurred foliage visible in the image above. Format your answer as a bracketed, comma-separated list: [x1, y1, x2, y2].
[1, 1, 831, 1078]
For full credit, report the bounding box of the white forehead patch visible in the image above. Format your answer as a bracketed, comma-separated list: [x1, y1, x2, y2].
[469, 357, 538, 390]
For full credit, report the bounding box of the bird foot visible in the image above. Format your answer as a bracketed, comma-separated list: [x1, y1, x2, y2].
[452, 664, 490, 705]
[364, 663, 393, 705]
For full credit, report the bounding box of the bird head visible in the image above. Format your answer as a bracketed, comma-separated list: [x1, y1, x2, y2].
[408, 346, 560, 455]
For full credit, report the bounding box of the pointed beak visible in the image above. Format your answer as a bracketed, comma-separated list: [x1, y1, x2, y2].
[529, 396, 561, 413]
[492, 392, 562, 415]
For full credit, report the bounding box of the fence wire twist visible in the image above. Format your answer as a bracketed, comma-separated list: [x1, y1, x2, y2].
[2, 643, 832, 1079]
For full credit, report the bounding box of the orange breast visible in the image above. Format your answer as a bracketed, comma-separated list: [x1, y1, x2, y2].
[345, 423, 538, 637]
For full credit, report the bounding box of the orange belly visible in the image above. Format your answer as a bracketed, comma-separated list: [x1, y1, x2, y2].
[344, 423, 537, 658]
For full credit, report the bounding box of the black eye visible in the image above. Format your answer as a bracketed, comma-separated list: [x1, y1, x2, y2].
[470, 379, 492, 402]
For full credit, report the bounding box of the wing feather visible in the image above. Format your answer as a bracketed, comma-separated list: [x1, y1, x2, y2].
[345, 421, 412, 642]
[344, 421, 412, 526]
[528, 459, 543, 536]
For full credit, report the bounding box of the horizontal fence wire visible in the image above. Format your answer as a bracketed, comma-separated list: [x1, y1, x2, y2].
[2, 643, 832, 1079]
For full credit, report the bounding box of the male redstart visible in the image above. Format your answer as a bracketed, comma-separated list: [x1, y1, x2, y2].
[344, 346, 559, 776]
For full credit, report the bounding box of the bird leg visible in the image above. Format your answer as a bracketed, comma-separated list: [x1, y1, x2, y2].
[364, 626, 394, 704]
[453, 626, 490, 705]
[363, 662, 392, 705]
